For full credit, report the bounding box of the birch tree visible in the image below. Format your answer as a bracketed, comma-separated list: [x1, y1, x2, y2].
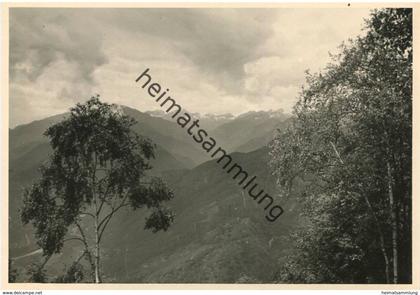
[21, 96, 174, 283]
[269, 8, 411, 283]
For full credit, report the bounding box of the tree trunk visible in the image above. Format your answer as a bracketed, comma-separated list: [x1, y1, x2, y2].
[332, 141, 391, 283]
[94, 231, 101, 283]
[75, 222, 96, 282]
[363, 194, 390, 283]
[387, 160, 398, 284]
[94, 198, 101, 283]
[93, 157, 101, 284]
[382, 245, 391, 284]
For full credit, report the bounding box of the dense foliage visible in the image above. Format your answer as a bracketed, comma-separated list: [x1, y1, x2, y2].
[22, 96, 174, 283]
[269, 8, 411, 283]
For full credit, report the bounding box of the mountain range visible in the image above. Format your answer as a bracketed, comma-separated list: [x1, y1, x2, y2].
[9, 106, 299, 283]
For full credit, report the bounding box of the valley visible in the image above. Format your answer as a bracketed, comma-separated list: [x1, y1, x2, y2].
[9, 106, 296, 283]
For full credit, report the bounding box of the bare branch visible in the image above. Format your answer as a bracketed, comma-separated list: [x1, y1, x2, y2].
[63, 237, 86, 245]
[330, 141, 345, 165]
[97, 197, 106, 218]
[80, 212, 95, 219]
[40, 254, 52, 269]
[98, 203, 130, 243]
[75, 251, 87, 265]
[98, 202, 129, 232]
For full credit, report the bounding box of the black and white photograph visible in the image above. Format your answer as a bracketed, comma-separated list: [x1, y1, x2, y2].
[3, 2, 415, 289]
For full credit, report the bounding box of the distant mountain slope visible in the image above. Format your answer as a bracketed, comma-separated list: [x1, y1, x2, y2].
[146, 110, 235, 131]
[10, 113, 66, 162]
[111, 147, 300, 283]
[211, 110, 290, 153]
[10, 106, 209, 169]
[145, 109, 291, 152]
[235, 117, 293, 153]
[11, 146, 301, 283]
[122, 107, 208, 166]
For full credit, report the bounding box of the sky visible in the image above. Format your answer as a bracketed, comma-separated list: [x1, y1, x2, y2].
[9, 8, 371, 127]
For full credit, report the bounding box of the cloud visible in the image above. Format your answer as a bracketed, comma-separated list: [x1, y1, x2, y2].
[244, 56, 306, 94]
[10, 9, 108, 83]
[94, 9, 277, 93]
[240, 8, 371, 108]
[9, 56, 94, 126]
[9, 8, 371, 127]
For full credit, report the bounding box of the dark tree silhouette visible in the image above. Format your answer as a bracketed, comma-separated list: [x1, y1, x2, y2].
[22, 96, 174, 283]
